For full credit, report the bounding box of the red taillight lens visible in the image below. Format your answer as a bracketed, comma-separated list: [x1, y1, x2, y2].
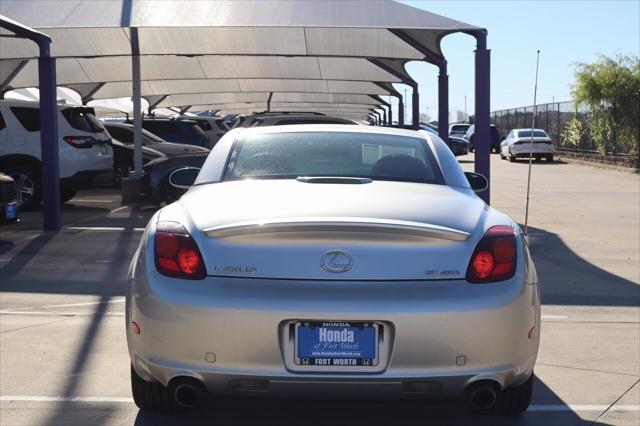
[466, 225, 516, 283]
[154, 221, 206, 279]
[63, 136, 95, 148]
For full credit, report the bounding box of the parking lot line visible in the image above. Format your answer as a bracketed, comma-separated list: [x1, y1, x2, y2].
[0, 299, 125, 313]
[0, 311, 124, 316]
[0, 396, 638, 412]
[66, 226, 145, 232]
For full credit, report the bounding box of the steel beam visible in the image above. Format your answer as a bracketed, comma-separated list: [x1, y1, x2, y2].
[81, 82, 106, 105]
[0, 16, 61, 230]
[438, 62, 449, 141]
[474, 32, 491, 204]
[130, 27, 143, 178]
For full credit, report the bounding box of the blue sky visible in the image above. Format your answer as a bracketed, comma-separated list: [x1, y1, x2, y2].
[393, 0, 640, 121]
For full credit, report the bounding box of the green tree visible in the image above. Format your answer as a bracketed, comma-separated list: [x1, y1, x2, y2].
[572, 55, 640, 154]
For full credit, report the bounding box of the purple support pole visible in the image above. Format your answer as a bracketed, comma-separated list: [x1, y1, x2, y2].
[387, 104, 393, 126]
[438, 63, 449, 141]
[38, 44, 61, 230]
[474, 33, 491, 204]
[398, 95, 405, 126]
[411, 83, 419, 129]
[382, 108, 387, 126]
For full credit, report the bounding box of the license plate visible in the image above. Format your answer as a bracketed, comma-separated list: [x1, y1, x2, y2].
[4, 203, 17, 220]
[295, 321, 379, 367]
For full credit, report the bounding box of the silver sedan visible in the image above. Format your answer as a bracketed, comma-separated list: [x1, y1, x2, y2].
[127, 125, 540, 415]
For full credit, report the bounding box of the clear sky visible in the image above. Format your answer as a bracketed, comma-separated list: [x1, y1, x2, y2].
[392, 0, 640, 121]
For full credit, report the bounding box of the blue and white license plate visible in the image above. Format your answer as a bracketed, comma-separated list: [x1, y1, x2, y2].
[4, 202, 17, 220]
[295, 321, 379, 367]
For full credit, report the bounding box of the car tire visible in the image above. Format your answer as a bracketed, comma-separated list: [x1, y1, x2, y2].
[161, 178, 185, 205]
[509, 150, 516, 162]
[60, 185, 77, 204]
[131, 365, 176, 412]
[493, 373, 534, 416]
[5, 163, 41, 210]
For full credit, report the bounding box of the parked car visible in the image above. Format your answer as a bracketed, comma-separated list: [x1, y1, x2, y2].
[419, 124, 469, 156]
[464, 124, 501, 153]
[176, 116, 229, 148]
[143, 152, 209, 204]
[0, 172, 18, 224]
[0, 100, 113, 209]
[131, 119, 209, 148]
[449, 123, 470, 137]
[103, 122, 209, 182]
[500, 129, 555, 162]
[127, 124, 540, 416]
[236, 112, 356, 128]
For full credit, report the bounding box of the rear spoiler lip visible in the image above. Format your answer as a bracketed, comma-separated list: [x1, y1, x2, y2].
[204, 217, 470, 241]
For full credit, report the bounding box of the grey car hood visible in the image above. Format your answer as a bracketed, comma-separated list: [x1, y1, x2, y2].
[160, 179, 492, 280]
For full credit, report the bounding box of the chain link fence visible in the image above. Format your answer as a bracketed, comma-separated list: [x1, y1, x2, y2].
[491, 93, 639, 164]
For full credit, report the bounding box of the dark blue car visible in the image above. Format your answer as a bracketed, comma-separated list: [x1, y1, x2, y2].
[137, 119, 210, 148]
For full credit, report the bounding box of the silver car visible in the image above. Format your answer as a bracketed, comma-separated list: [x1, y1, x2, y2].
[127, 125, 540, 415]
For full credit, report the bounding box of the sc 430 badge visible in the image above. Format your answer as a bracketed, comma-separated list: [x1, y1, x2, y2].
[214, 266, 257, 273]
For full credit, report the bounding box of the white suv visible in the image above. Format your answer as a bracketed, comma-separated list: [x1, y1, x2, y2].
[0, 100, 113, 209]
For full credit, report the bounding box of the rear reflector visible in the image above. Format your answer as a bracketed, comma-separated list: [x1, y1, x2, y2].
[466, 225, 516, 283]
[154, 221, 206, 279]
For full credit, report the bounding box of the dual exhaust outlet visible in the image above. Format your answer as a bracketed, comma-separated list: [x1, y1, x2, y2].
[170, 377, 500, 410]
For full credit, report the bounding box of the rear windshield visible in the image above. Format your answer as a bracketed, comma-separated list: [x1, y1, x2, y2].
[517, 130, 548, 138]
[223, 132, 444, 185]
[451, 125, 468, 132]
[194, 119, 212, 131]
[61, 108, 104, 133]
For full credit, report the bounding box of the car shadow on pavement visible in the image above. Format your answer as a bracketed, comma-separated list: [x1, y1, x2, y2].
[130, 375, 614, 426]
[525, 226, 639, 307]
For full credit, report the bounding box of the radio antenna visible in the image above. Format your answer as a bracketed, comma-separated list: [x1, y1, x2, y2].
[524, 50, 541, 237]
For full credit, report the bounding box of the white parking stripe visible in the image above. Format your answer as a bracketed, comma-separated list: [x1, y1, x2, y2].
[0, 396, 133, 403]
[0, 397, 638, 412]
[0, 311, 124, 317]
[1, 299, 125, 313]
[66, 226, 145, 232]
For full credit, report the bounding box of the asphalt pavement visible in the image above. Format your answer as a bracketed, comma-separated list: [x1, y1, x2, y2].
[1, 153, 638, 425]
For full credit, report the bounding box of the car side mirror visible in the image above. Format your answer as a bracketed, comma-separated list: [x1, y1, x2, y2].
[168, 167, 200, 190]
[464, 172, 488, 192]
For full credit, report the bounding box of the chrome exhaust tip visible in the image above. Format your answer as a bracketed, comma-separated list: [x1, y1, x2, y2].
[171, 379, 203, 409]
[467, 381, 499, 410]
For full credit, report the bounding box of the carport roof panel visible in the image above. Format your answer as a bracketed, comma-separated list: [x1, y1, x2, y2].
[6, 56, 401, 90]
[0, 1, 482, 60]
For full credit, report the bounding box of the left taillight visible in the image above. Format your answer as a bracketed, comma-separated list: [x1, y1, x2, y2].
[466, 225, 517, 284]
[154, 221, 206, 280]
[63, 135, 95, 149]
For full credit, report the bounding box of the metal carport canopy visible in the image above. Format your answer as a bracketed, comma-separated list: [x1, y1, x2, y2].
[0, 0, 492, 229]
[0, 0, 484, 124]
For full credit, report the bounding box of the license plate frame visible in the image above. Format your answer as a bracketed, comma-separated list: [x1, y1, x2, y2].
[294, 321, 379, 367]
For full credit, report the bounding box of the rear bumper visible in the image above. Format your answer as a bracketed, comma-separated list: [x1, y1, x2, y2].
[511, 145, 554, 157]
[127, 245, 541, 398]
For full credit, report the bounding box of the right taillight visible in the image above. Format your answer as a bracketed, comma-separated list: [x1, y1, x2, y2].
[466, 225, 516, 283]
[63, 135, 95, 148]
[154, 221, 206, 280]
